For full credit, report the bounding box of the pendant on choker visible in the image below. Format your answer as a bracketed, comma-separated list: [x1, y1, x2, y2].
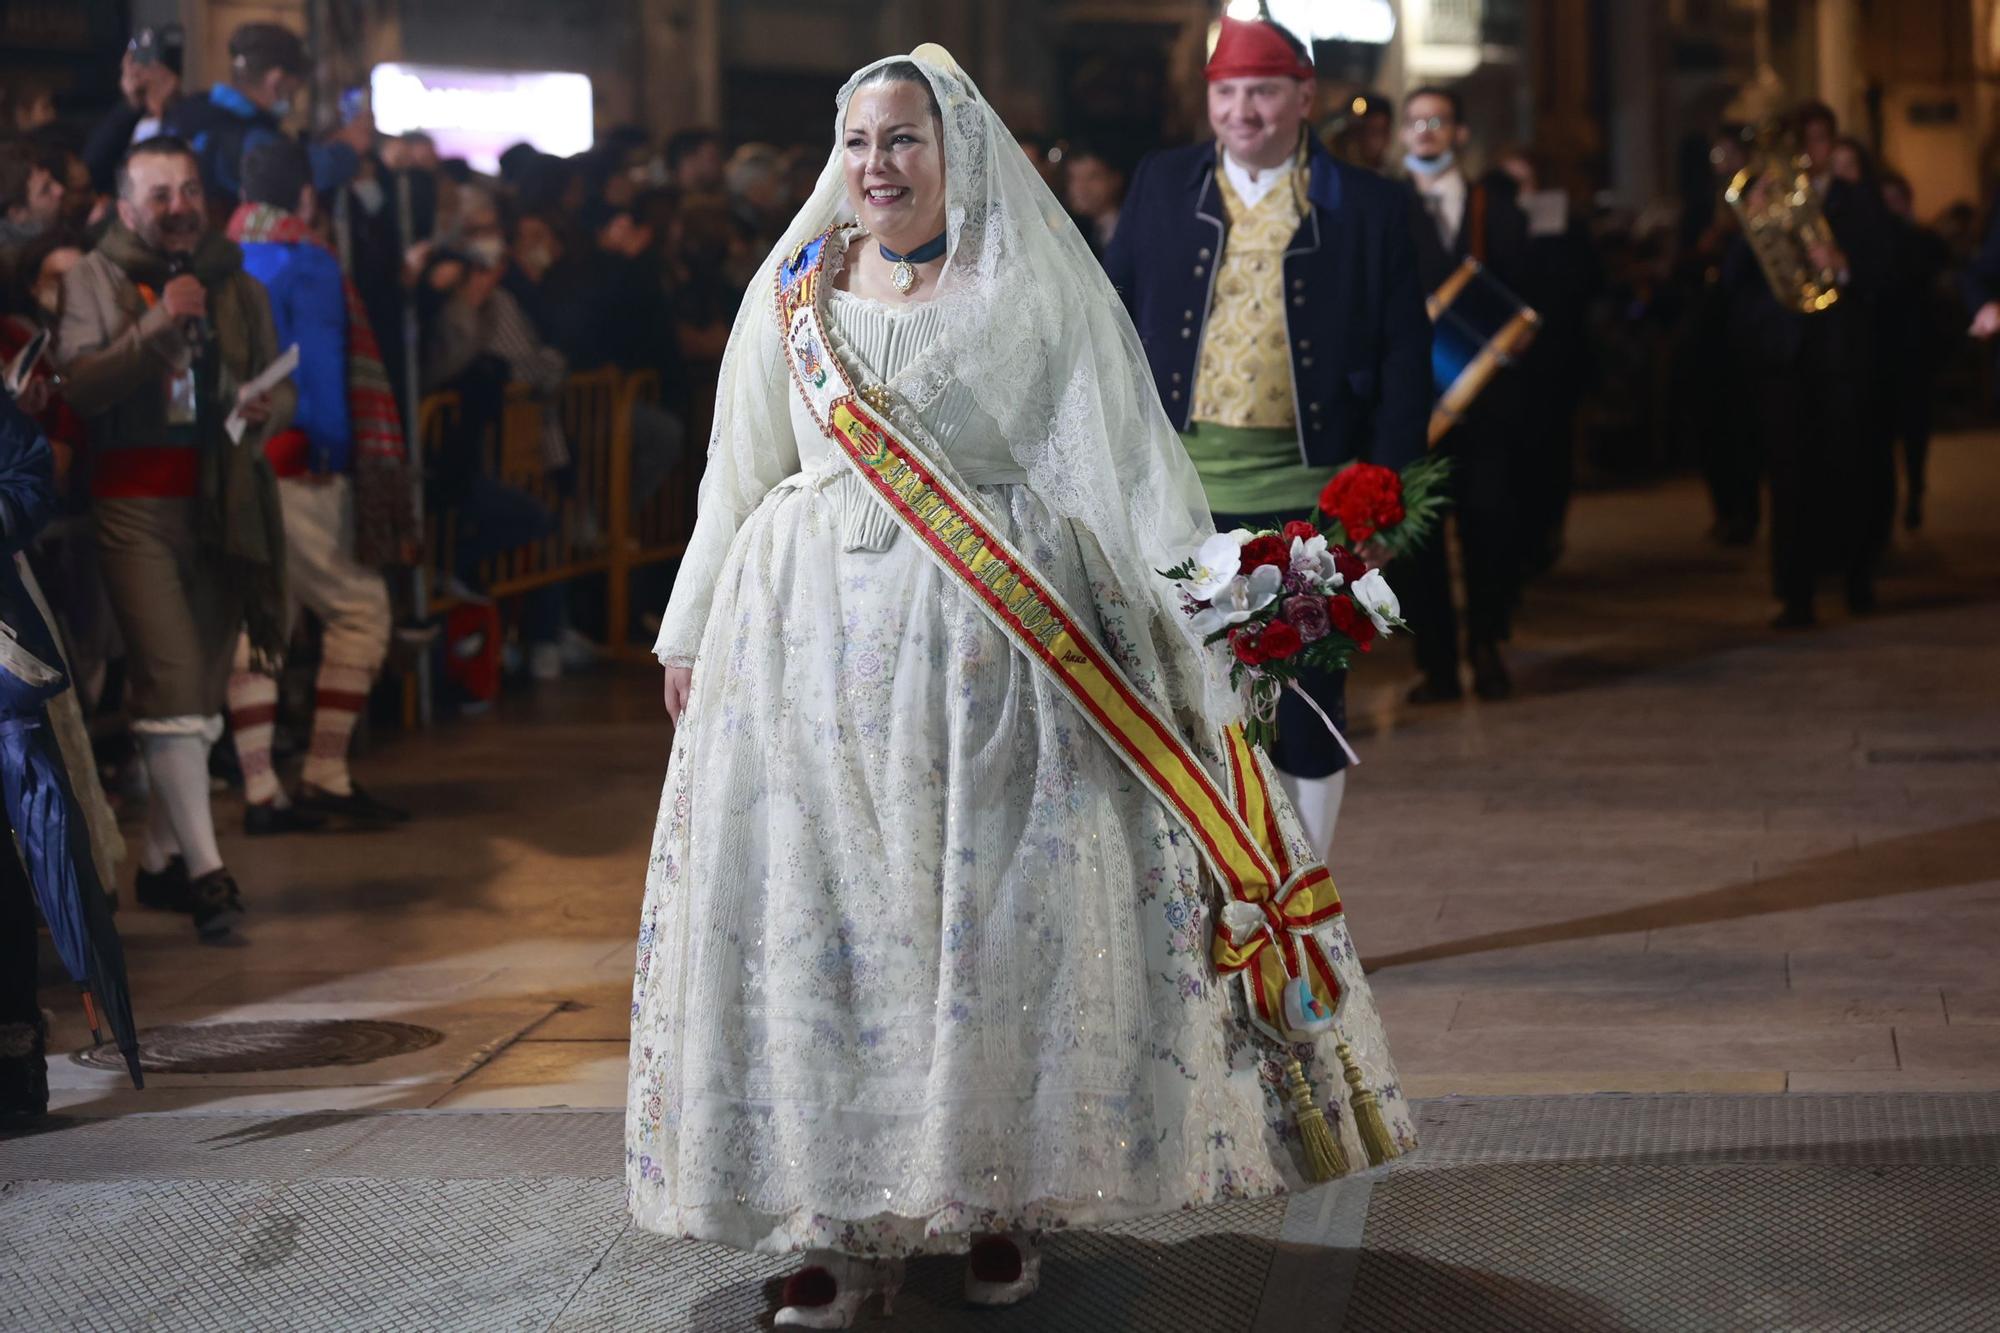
[878, 231, 947, 297]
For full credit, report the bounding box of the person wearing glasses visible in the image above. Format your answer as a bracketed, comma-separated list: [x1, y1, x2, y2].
[1396, 85, 1535, 704]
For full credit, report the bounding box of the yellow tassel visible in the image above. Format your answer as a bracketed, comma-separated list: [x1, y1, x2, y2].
[1282, 1055, 1347, 1181]
[1337, 1037, 1398, 1167]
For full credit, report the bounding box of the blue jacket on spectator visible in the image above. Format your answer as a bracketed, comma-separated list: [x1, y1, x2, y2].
[164, 85, 358, 207]
[1103, 136, 1432, 472]
[240, 236, 351, 473]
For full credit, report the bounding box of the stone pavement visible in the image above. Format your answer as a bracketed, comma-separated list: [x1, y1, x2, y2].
[7, 431, 2000, 1328]
[8, 1094, 2000, 1331]
[1341, 431, 2000, 1100]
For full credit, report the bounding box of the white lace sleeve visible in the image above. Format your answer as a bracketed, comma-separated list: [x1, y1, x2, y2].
[653, 293, 800, 667]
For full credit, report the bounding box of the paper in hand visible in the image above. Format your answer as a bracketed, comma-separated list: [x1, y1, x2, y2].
[225, 343, 300, 444]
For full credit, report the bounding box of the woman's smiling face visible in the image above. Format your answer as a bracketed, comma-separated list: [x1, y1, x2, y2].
[843, 79, 945, 253]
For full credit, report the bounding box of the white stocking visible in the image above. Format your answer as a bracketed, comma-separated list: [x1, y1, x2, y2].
[1276, 769, 1347, 864]
[137, 720, 225, 879]
[138, 781, 179, 875]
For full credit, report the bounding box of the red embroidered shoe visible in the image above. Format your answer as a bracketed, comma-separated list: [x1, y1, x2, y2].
[964, 1231, 1042, 1306]
[775, 1251, 904, 1328]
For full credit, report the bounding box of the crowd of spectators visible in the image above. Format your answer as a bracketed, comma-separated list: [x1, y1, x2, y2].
[0, 21, 804, 943]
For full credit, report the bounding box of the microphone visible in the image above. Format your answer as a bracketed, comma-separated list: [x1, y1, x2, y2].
[164, 254, 212, 347]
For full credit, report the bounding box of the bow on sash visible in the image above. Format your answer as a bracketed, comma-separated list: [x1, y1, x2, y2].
[1210, 728, 1345, 1038]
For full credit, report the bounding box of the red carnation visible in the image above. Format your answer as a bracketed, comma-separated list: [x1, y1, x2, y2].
[1282, 519, 1320, 544]
[1231, 628, 1267, 666]
[1326, 594, 1378, 651]
[1240, 534, 1290, 573]
[1331, 544, 1367, 584]
[1318, 463, 1406, 545]
[1259, 619, 1304, 660]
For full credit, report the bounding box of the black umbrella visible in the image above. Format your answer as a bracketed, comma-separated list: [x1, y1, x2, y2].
[0, 716, 143, 1089]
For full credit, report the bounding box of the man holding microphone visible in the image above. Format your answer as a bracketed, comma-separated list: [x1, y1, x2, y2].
[58, 137, 293, 942]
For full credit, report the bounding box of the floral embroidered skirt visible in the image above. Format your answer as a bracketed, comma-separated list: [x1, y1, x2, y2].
[626, 478, 1414, 1257]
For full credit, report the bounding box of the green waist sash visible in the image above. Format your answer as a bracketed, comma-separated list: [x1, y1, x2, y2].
[1180, 422, 1335, 518]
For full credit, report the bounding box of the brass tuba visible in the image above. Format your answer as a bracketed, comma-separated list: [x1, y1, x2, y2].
[1723, 128, 1840, 314]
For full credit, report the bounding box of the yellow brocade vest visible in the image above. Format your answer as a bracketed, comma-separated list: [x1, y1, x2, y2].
[1189, 162, 1309, 430]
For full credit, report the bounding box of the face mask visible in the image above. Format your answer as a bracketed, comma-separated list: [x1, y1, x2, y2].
[1405, 150, 1455, 178]
[270, 97, 293, 118]
[349, 178, 385, 215]
[467, 235, 506, 268]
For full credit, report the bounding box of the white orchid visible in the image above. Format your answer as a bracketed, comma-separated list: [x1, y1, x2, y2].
[1349, 568, 1402, 634]
[1184, 530, 1253, 601]
[1288, 532, 1341, 588]
[1188, 564, 1284, 636]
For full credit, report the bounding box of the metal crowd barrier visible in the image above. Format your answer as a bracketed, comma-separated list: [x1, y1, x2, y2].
[403, 368, 699, 721]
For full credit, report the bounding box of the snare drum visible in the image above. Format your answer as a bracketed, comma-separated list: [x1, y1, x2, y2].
[1426, 258, 1541, 445]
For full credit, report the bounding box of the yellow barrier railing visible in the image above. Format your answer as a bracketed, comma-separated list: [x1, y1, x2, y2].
[415, 367, 697, 665]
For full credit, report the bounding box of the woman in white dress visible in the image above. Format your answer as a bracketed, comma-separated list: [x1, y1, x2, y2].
[629, 47, 1415, 1327]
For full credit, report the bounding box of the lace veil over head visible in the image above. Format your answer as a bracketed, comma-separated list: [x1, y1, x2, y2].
[689, 46, 1241, 742]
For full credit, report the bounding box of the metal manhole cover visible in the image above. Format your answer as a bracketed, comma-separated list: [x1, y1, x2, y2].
[72, 1019, 445, 1074]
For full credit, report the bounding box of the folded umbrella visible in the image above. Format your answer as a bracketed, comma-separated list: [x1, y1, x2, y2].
[0, 380, 141, 1089]
[0, 711, 143, 1089]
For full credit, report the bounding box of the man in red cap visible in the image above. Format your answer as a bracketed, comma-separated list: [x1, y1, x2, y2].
[1106, 16, 1431, 864]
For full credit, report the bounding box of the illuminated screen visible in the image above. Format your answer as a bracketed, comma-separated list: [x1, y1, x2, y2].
[1225, 0, 1397, 43]
[370, 63, 594, 174]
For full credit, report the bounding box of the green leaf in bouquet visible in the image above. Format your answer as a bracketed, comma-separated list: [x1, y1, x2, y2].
[1376, 454, 1454, 558]
[1300, 640, 1358, 675]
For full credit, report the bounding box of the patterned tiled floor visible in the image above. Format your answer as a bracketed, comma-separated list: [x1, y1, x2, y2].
[6, 1095, 1998, 1331]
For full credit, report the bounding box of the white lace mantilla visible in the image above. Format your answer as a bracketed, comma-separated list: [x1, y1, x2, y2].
[628, 47, 1413, 1259]
[627, 255, 1411, 1265]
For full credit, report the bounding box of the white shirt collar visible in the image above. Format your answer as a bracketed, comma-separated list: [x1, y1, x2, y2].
[1222, 147, 1299, 210]
[1412, 163, 1466, 199]
[1413, 165, 1467, 246]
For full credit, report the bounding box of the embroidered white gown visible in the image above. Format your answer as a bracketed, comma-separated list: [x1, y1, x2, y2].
[627, 284, 1414, 1257]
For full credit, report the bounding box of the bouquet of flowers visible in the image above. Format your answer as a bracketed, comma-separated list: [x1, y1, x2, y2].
[1162, 457, 1451, 752]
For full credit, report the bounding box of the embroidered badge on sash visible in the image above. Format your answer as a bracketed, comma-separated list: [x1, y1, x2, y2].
[795, 330, 828, 390]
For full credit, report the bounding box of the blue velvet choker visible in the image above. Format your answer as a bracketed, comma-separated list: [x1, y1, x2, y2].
[879, 231, 947, 293]
[878, 232, 948, 264]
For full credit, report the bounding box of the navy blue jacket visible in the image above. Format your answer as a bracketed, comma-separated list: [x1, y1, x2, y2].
[1104, 139, 1431, 472]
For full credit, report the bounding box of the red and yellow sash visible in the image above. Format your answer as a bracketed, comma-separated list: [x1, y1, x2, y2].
[775, 228, 1343, 1039]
